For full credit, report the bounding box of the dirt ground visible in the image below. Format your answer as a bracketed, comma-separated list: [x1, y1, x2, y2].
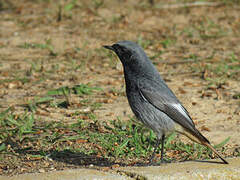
[0, 0, 240, 176]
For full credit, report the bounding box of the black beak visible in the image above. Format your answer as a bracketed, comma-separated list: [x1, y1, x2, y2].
[103, 45, 115, 51]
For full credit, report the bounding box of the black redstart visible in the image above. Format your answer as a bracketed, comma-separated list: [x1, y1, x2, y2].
[103, 40, 228, 164]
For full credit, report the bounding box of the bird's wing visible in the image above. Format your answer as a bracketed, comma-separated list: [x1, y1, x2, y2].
[138, 80, 210, 143]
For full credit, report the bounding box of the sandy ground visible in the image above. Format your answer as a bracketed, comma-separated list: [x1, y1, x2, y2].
[0, 0, 239, 175]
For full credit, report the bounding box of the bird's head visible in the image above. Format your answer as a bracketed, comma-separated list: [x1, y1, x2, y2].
[103, 41, 147, 66]
[103, 40, 158, 79]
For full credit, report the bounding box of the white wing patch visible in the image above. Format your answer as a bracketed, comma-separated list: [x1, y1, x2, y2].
[171, 103, 190, 120]
[139, 90, 148, 102]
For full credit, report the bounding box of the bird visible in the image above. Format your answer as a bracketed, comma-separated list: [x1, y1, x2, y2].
[103, 40, 228, 164]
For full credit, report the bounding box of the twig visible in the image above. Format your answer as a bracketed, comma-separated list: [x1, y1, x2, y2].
[157, 58, 240, 66]
[57, 4, 62, 22]
[157, 60, 196, 65]
[161, 71, 202, 76]
[155, 2, 223, 9]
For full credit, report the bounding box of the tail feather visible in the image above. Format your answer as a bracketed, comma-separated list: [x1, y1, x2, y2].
[202, 142, 229, 164]
[176, 127, 229, 164]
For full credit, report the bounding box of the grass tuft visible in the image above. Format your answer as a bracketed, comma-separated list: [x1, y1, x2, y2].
[0, 110, 230, 167]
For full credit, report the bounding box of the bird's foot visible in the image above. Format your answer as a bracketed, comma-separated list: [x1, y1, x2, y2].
[133, 162, 149, 167]
[147, 158, 171, 166]
[160, 158, 171, 164]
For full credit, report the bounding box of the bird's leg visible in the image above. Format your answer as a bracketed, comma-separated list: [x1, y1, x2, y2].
[160, 134, 165, 163]
[148, 135, 168, 165]
[148, 136, 161, 164]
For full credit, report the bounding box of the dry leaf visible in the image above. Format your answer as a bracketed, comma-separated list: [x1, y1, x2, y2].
[192, 101, 197, 105]
[178, 87, 186, 94]
[111, 164, 120, 168]
[183, 82, 193, 86]
[76, 139, 88, 143]
[200, 125, 210, 132]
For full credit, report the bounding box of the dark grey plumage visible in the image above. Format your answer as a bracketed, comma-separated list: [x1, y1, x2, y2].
[103, 40, 228, 164]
